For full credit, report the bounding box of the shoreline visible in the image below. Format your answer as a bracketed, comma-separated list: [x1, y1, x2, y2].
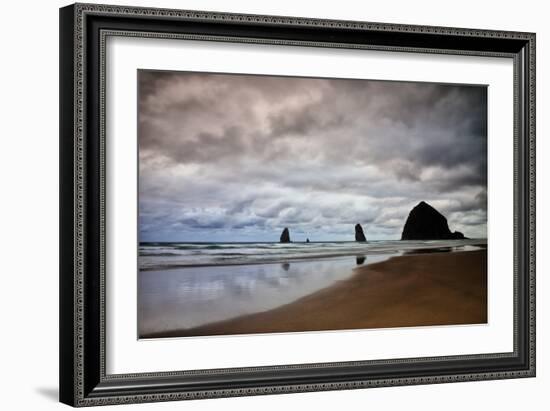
[141, 249, 487, 339]
[138, 239, 487, 272]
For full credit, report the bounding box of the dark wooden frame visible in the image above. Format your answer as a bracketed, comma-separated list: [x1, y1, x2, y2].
[60, 3, 536, 407]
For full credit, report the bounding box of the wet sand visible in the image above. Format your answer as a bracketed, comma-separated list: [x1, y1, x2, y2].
[143, 249, 487, 338]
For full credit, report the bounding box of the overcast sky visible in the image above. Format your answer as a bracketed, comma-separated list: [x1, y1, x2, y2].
[138, 70, 487, 242]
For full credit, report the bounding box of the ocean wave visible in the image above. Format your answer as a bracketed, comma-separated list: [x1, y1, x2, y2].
[138, 239, 487, 270]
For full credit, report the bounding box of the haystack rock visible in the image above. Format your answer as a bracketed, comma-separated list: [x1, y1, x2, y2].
[280, 227, 291, 243]
[401, 201, 466, 240]
[355, 224, 367, 242]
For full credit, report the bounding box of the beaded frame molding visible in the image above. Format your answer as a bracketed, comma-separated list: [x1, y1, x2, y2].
[59, 3, 535, 407]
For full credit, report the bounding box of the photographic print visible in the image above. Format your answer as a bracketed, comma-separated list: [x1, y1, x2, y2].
[137, 70, 488, 339]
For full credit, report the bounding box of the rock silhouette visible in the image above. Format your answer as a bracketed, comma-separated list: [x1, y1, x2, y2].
[448, 231, 466, 239]
[306, 238, 310, 243]
[355, 224, 367, 242]
[280, 227, 291, 243]
[401, 201, 466, 240]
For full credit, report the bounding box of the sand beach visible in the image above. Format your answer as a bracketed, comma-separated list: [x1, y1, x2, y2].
[142, 248, 487, 338]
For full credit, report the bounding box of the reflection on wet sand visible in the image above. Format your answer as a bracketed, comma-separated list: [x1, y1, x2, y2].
[151, 249, 487, 338]
[139, 254, 393, 337]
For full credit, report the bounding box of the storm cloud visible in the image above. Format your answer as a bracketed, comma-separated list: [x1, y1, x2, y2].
[138, 70, 487, 242]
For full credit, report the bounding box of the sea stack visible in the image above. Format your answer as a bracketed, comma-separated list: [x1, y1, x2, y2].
[280, 227, 291, 243]
[401, 201, 466, 240]
[355, 224, 367, 242]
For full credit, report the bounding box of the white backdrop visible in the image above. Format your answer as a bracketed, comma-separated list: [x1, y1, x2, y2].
[0, 0, 546, 410]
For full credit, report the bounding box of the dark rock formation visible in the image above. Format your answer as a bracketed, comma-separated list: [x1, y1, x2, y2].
[448, 231, 466, 239]
[306, 238, 310, 243]
[280, 227, 291, 243]
[355, 224, 367, 242]
[401, 201, 467, 240]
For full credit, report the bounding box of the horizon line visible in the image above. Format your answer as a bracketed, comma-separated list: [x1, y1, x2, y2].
[139, 238, 488, 244]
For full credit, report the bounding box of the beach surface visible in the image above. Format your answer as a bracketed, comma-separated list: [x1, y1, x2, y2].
[143, 249, 487, 338]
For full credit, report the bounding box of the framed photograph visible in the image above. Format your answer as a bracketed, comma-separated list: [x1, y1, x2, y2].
[59, 3, 535, 407]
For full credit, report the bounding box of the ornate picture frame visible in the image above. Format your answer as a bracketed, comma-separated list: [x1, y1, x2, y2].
[59, 3, 535, 407]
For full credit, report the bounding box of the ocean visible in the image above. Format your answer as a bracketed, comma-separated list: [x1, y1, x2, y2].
[138, 239, 486, 338]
